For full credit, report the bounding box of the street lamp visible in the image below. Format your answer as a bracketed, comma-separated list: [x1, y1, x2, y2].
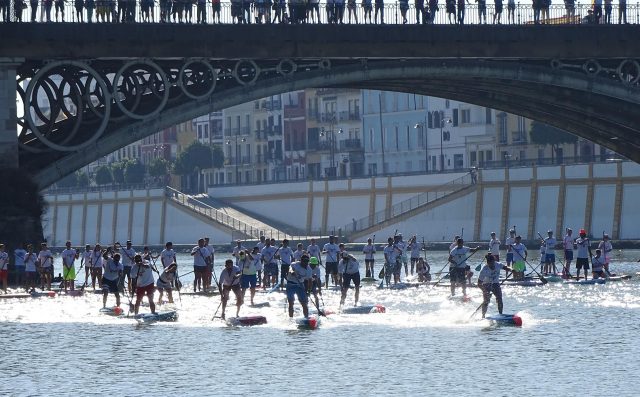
[320, 127, 343, 178]
[414, 119, 428, 173]
[226, 137, 246, 184]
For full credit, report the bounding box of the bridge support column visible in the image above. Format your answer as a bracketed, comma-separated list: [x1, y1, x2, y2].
[0, 59, 45, 270]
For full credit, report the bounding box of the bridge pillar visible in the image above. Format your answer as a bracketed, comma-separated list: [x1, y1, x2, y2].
[0, 59, 20, 169]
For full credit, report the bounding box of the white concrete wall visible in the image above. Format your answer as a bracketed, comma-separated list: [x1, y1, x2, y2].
[535, 185, 559, 235]
[508, 187, 531, 239]
[564, 185, 588, 230]
[591, 184, 616, 235]
[620, 184, 640, 239]
[480, 187, 503, 238]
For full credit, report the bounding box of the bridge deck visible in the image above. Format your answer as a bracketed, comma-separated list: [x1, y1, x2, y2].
[2, 24, 639, 60]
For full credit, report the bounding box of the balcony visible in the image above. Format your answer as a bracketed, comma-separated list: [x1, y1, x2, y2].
[308, 141, 332, 151]
[240, 126, 250, 136]
[241, 156, 252, 164]
[339, 139, 362, 151]
[255, 130, 267, 141]
[267, 125, 282, 136]
[224, 127, 240, 137]
[338, 111, 361, 122]
[320, 112, 337, 123]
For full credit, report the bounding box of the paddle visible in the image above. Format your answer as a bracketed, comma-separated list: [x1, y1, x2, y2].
[512, 243, 547, 285]
[431, 249, 480, 290]
[378, 230, 398, 288]
[470, 267, 513, 319]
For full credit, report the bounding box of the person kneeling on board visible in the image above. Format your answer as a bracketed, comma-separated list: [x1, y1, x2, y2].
[131, 254, 156, 315]
[156, 263, 178, 306]
[220, 259, 243, 320]
[339, 252, 361, 307]
[477, 253, 513, 319]
[416, 257, 431, 282]
[102, 253, 123, 310]
[591, 249, 607, 280]
[287, 254, 312, 318]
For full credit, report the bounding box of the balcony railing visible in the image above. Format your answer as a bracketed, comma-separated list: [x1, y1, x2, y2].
[320, 112, 337, 123]
[338, 111, 361, 122]
[339, 138, 362, 151]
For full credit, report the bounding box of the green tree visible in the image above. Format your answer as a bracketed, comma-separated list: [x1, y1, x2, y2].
[76, 171, 90, 187]
[111, 161, 126, 184]
[94, 165, 113, 185]
[148, 157, 170, 178]
[173, 141, 224, 175]
[529, 121, 578, 162]
[124, 159, 146, 184]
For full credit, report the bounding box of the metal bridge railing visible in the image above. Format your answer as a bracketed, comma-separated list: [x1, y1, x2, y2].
[3, 2, 640, 25]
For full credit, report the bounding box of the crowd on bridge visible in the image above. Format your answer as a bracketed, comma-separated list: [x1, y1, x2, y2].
[0, 0, 634, 25]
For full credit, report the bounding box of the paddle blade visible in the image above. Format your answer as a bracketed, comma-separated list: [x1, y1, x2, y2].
[539, 275, 548, 285]
[475, 264, 482, 271]
[378, 268, 385, 279]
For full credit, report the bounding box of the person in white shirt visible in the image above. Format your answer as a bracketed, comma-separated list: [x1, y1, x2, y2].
[293, 243, 305, 262]
[489, 232, 501, 261]
[286, 255, 312, 318]
[511, 236, 528, 280]
[477, 254, 513, 318]
[130, 254, 155, 315]
[191, 238, 210, 292]
[382, 238, 397, 286]
[542, 230, 558, 275]
[322, 235, 340, 288]
[204, 237, 215, 290]
[219, 259, 242, 320]
[24, 244, 38, 292]
[0, 244, 9, 293]
[504, 229, 516, 268]
[80, 244, 92, 288]
[156, 262, 177, 306]
[562, 228, 575, 278]
[395, 234, 408, 277]
[448, 238, 480, 297]
[591, 249, 607, 279]
[598, 234, 613, 276]
[407, 235, 421, 276]
[61, 241, 78, 292]
[240, 248, 260, 305]
[308, 256, 323, 309]
[362, 237, 376, 278]
[339, 253, 361, 307]
[38, 242, 54, 291]
[119, 240, 137, 293]
[90, 244, 104, 290]
[13, 244, 27, 290]
[307, 238, 322, 266]
[278, 239, 294, 289]
[261, 240, 279, 289]
[102, 253, 124, 310]
[574, 229, 592, 280]
[232, 240, 245, 266]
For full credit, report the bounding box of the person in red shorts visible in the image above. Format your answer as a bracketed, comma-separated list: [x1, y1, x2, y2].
[131, 254, 156, 315]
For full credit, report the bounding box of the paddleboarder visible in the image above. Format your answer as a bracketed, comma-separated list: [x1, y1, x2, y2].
[219, 259, 242, 320]
[598, 234, 613, 276]
[477, 253, 513, 318]
[308, 256, 323, 309]
[504, 229, 516, 273]
[339, 252, 361, 307]
[383, 237, 397, 286]
[408, 235, 420, 276]
[38, 243, 54, 291]
[286, 254, 312, 318]
[90, 244, 104, 290]
[542, 230, 558, 275]
[120, 240, 137, 293]
[102, 253, 123, 310]
[130, 254, 156, 315]
[191, 238, 211, 292]
[416, 257, 431, 282]
[61, 241, 78, 292]
[240, 249, 259, 306]
[562, 228, 575, 278]
[489, 232, 500, 261]
[278, 239, 294, 290]
[362, 238, 376, 278]
[80, 244, 92, 288]
[591, 249, 607, 280]
[574, 229, 592, 280]
[511, 236, 527, 281]
[156, 262, 177, 306]
[448, 238, 480, 297]
[322, 235, 340, 288]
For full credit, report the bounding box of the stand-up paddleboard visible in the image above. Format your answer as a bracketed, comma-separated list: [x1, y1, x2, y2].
[63, 290, 84, 297]
[605, 274, 632, 281]
[0, 293, 32, 299]
[377, 283, 409, 290]
[99, 306, 125, 316]
[448, 295, 472, 303]
[30, 290, 57, 298]
[295, 315, 320, 330]
[226, 315, 268, 327]
[248, 302, 270, 308]
[564, 278, 606, 285]
[361, 277, 378, 283]
[485, 313, 523, 327]
[134, 310, 179, 323]
[181, 289, 219, 296]
[502, 280, 545, 287]
[341, 304, 386, 314]
[543, 275, 564, 283]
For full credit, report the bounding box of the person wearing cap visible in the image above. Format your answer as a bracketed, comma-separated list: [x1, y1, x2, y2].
[130, 254, 155, 314]
[339, 252, 361, 307]
[395, 234, 408, 278]
[120, 240, 137, 293]
[542, 230, 558, 275]
[598, 234, 613, 276]
[160, 241, 175, 270]
[61, 241, 78, 292]
[449, 235, 461, 251]
[448, 238, 480, 297]
[293, 243, 305, 262]
[383, 237, 397, 286]
[574, 229, 592, 280]
[511, 236, 527, 280]
[308, 256, 323, 309]
[156, 262, 177, 305]
[232, 240, 246, 266]
[477, 253, 513, 318]
[277, 239, 294, 290]
[103, 253, 124, 310]
[562, 228, 575, 278]
[322, 235, 340, 288]
[80, 244, 92, 289]
[240, 249, 259, 305]
[286, 254, 312, 318]
[591, 249, 607, 279]
[362, 237, 376, 278]
[219, 259, 242, 320]
[191, 238, 211, 292]
[38, 242, 54, 291]
[505, 229, 516, 271]
[488, 232, 500, 262]
[408, 236, 420, 277]
[261, 239, 278, 289]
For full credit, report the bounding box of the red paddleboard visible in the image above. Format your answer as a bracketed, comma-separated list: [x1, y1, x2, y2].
[296, 315, 320, 330]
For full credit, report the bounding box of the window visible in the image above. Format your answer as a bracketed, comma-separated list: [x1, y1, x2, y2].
[445, 100, 450, 109]
[406, 126, 411, 150]
[433, 111, 441, 128]
[427, 112, 433, 129]
[470, 151, 477, 165]
[452, 109, 459, 127]
[499, 114, 507, 143]
[204, 124, 209, 138]
[369, 128, 374, 151]
[395, 127, 399, 151]
[486, 150, 493, 161]
[454, 154, 464, 169]
[461, 109, 471, 124]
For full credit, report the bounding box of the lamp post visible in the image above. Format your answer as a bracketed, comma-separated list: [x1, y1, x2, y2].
[438, 112, 452, 172]
[320, 126, 343, 178]
[226, 136, 246, 184]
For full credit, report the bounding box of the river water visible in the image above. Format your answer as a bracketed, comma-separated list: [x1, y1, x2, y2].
[1, 249, 640, 397]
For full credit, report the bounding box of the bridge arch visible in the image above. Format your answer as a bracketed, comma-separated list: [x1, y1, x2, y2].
[30, 59, 640, 188]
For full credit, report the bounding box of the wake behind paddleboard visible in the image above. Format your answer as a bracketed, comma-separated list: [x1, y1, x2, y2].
[485, 313, 523, 327]
[361, 277, 378, 283]
[99, 306, 124, 316]
[295, 315, 320, 330]
[30, 290, 57, 298]
[341, 304, 386, 314]
[564, 278, 606, 285]
[134, 310, 179, 323]
[226, 316, 268, 327]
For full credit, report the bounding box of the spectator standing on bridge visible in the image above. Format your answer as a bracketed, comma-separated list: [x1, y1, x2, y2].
[54, 0, 64, 21]
[540, 0, 550, 23]
[196, 0, 206, 22]
[13, 0, 25, 22]
[325, 0, 335, 22]
[29, 0, 38, 21]
[108, 0, 117, 22]
[86, 0, 95, 21]
[72, 0, 83, 21]
[374, 0, 384, 23]
[593, 0, 602, 23]
[347, 0, 357, 22]
[493, 0, 503, 23]
[532, 0, 540, 23]
[362, 0, 373, 23]
[564, 0, 575, 22]
[603, 0, 612, 23]
[399, 0, 409, 22]
[507, 0, 514, 23]
[476, 0, 487, 23]
[255, 0, 266, 22]
[415, 0, 426, 23]
[428, 0, 438, 23]
[309, 0, 320, 22]
[141, 0, 153, 22]
[335, 0, 346, 23]
[186, 0, 195, 23]
[272, 0, 283, 22]
[0, 0, 9, 23]
[457, 0, 468, 24]
[242, 0, 252, 23]
[618, 0, 627, 23]
[127, 0, 137, 22]
[116, 0, 125, 21]
[212, 0, 221, 22]
[445, 0, 455, 23]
